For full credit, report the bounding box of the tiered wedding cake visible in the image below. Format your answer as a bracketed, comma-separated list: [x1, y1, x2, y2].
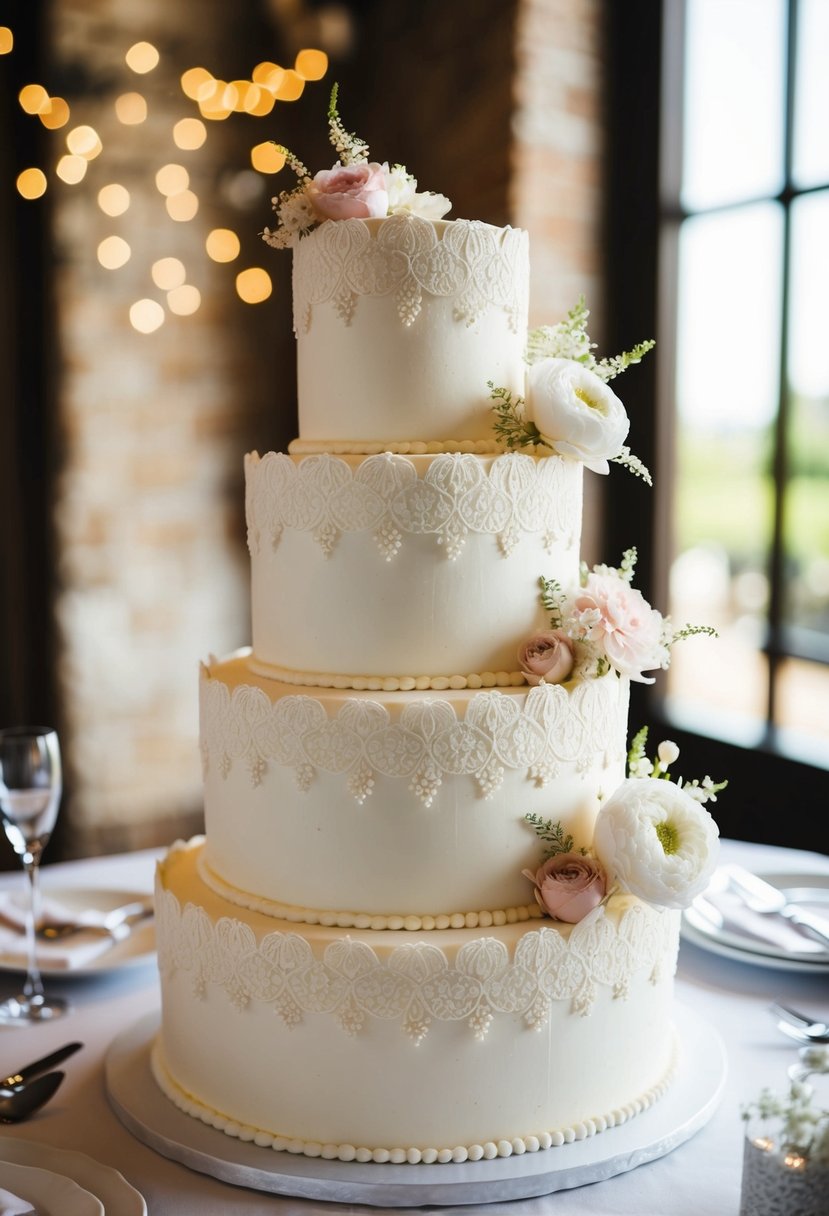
[152, 93, 721, 1166]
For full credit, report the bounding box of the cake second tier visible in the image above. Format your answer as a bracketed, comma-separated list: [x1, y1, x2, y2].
[199, 652, 629, 923]
[246, 449, 582, 686]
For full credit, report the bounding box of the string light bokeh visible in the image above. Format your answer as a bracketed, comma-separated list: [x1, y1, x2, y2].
[3, 24, 328, 334]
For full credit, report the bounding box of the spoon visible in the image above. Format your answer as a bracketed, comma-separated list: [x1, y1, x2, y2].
[0, 1070, 64, 1123]
[776, 1020, 829, 1046]
[771, 1002, 829, 1037]
[37, 898, 153, 941]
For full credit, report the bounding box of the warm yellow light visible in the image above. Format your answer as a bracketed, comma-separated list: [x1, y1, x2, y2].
[115, 93, 147, 125]
[199, 80, 234, 120]
[130, 299, 165, 334]
[230, 80, 259, 113]
[272, 70, 304, 101]
[19, 84, 50, 115]
[246, 89, 275, 118]
[251, 142, 286, 174]
[56, 154, 88, 184]
[173, 117, 206, 150]
[16, 168, 47, 200]
[66, 125, 102, 159]
[295, 49, 328, 81]
[166, 190, 199, 221]
[155, 163, 189, 197]
[261, 67, 286, 95]
[126, 42, 159, 74]
[167, 284, 201, 316]
[39, 97, 70, 130]
[97, 236, 131, 270]
[252, 61, 280, 85]
[152, 257, 186, 290]
[180, 67, 214, 101]
[98, 183, 130, 216]
[0, 27, 13, 55]
[236, 267, 272, 304]
[205, 228, 240, 263]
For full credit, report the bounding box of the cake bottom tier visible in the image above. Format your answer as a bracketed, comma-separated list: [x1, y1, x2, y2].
[155, 839, 681, 1163]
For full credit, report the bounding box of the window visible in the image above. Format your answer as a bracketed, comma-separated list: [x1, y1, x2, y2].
[604, 0, 829, 848]
[662, 0, 829, 769]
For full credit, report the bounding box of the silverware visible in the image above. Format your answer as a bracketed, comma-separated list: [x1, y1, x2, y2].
[0, 1070, 64, 1123]
[37, 897, 154, 941]
[771, 1003, 829, 1038]
[1, 1040, 82, 1089]
[726, 866, 829, 949]
[776, 1020, 829, 1046]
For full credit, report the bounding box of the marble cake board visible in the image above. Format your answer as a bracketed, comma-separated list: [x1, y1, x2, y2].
[105, 1005, 726, 1207]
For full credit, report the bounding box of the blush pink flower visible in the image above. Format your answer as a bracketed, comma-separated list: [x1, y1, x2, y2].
[518, 630, 575, 686]
[570, 571, 669, 682]
[522, 853, 607, 923]
[307, 162, 389, 221]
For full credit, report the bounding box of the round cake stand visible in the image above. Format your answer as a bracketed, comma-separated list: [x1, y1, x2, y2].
[105, 1005, 726, 1208]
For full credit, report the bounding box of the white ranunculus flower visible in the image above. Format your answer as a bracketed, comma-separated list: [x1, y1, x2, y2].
[382, 163, 451, 220]
[593, 778, 720, 910]
[525, 357, 630, 474]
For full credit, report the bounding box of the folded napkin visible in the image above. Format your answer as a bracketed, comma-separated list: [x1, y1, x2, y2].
[700, 886, 828, 956]
[0, 1186, 36, 1216]
[0, 892, 123, 971]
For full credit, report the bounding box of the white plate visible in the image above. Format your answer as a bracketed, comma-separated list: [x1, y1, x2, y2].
[681, 870, 829, 972]
[0, 1159, 103, 1216]
[0, 887, 155, 978]
[0, 1135, 146, 1215]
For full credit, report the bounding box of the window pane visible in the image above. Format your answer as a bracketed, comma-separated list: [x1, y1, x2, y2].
[682, 0, 785, 210]
[776, 658, 829, 763]
[793, 0, 829, 188]
[784, 190, 829, 637]
[668, 203, 783, 732]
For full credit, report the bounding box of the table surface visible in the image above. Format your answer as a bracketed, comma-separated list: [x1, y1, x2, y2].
[0, 838, 826, 1216]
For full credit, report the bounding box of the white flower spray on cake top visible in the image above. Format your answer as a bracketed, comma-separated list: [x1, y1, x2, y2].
[262, 84, 451, 249]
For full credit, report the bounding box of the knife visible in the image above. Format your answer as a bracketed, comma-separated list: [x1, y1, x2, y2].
[726, 866, 829, 950]
[1, 1040, 83, 1089]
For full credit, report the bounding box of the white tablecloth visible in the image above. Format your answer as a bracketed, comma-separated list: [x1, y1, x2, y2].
[0, 838, 826, 1215]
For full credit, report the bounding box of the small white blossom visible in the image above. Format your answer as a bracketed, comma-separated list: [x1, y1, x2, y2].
[629, 756, 654, 779]
[657, 740, 680, 767]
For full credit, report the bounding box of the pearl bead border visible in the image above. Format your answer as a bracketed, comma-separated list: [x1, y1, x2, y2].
[197, 852, 544, 932]
[245, 656, 529, 692]
[151, 1032, 679, 1166]
[288, 438, 506, 456]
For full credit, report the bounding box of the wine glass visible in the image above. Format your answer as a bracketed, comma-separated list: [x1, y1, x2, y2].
[0, 727, 69, 1023]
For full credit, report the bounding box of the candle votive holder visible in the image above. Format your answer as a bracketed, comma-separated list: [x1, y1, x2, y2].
[739, 1129, 829, 1216]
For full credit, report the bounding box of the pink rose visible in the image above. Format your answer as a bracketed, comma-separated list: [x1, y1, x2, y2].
[307, 162, 389, 221]
[518, 630, 575, 686]
[571, 571, 669, 682]
[522, 853, 607, 923]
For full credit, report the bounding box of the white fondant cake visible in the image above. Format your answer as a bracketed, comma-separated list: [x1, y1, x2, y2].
[155, 106, 721, 1165]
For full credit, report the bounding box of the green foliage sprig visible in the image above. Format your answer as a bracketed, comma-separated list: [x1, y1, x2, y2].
[525, 296, 655, 382]
[539, 575, 563, 629]
[672, 623, 719, 642]
[488, 382, 544, 450]
[327, 83, 369, 165]
[524, 814, 584, 859]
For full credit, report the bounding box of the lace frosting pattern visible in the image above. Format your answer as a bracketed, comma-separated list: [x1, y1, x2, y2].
[155, 880, 679, 1042]
[293, 215, 528, 334]
[245, 451, 579, 561]
[199, 673, 629, 806]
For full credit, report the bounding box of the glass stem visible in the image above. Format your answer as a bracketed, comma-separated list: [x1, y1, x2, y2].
[21, 849, 44, 1004]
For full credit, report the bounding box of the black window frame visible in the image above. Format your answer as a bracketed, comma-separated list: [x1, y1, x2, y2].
[603, 0, 829, 853]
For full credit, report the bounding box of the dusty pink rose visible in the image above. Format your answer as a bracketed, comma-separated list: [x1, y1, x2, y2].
[571, 572, 669, 682]
[522, 853, 607, 923]
[307, 162, 389, 221]
[518, 630, 575, 686]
